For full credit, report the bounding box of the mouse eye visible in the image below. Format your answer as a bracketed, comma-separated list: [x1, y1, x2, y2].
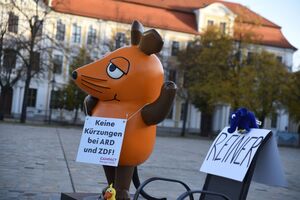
[106, 62, 125, 79]
[232, 114, 236, 119]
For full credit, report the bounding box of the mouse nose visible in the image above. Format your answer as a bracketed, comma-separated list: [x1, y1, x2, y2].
[72, 71, 77, 80]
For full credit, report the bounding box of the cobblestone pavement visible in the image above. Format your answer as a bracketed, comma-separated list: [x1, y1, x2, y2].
[0, 122, 299, 199]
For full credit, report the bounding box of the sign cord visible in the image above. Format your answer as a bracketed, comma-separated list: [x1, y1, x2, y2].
[127, 103, 149, 121]
[84, 99, 149, 121]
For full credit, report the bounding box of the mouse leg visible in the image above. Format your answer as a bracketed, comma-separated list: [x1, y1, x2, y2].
[115, 166, 135, 200]
[103, 166, 115, 184]
[102, 166, 115, 195]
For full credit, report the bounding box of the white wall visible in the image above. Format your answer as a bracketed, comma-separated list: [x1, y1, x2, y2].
[212, 104, 231, 132]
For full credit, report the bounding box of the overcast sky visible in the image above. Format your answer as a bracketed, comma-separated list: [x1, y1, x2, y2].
[223, 0, 300, 71]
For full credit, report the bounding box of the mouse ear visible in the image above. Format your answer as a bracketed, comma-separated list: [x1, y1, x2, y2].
[131, 20, 144, 45]
[139, 29, 164, 55]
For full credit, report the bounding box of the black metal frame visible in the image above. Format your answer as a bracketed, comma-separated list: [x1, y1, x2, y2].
[133, 177, 194, 200]
[133, 131, 272, 200]
[177, 190, 231, 200]
[132, 168, 167, 200]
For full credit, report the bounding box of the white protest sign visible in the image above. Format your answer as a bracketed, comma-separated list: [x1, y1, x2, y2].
[76, 116, 127, 166]
[200, 127, 271, 182]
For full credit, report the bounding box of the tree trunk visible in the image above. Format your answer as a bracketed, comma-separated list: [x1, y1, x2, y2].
[260, 116, 265, 128]
[73, 107, 79, 124]
[181, 99, 189, 137]
[0, 86, 13, 120]
[20, 31, 36, 123]
[0, 88, 7, 121]
[297, 124, 300, 148]
[20, 76, 31, 123]
[259, 112, 266, 128]
[200, 111, 213, 137]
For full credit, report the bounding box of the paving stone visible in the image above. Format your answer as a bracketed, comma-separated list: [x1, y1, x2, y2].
[0, 122, 299, 199]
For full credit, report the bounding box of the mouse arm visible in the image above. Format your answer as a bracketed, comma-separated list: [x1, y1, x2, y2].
[83, 95, 98, 116]
[141, 81, 177, 126]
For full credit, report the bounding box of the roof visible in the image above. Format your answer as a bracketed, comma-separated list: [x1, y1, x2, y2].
[121, 0, 280, 28]
[50, 0, 297, 50]
[235, 23, 297, 50]
[50, 0, 197, 34]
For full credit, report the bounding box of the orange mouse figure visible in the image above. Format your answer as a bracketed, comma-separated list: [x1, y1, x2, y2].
[72, 20, 176, 200]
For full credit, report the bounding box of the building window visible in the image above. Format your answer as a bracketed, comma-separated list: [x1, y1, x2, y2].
[87, 25, 97, 45]
[53, 54, 63, 74]
[246, 52, 254, 64]
[8, 12, 19, 33]
[220, 22, 226, 34]
[207, 20, 214, 27]
[50, 90, 63, 109]
[168, 69, 177, 83]
[171, 41, 180, 56]
[271, 112, 277, 128]
[72, 23, 81, 43]
[56, 20, 65, 41]
[3, 49, 17, 69]
[186, 41, 193, 50]
[70, 55, 77, 65]
[36, 20, 43, 36]
[32, 52, 40, 71]
[115, 32, 126, 49]
[276, 56, 283, 63]
[26, 88, 37, 107]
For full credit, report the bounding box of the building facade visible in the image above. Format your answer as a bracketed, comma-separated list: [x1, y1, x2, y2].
[0, 0, 297, 133]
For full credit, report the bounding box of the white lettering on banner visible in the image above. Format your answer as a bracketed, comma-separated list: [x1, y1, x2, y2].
[76, 116, 127, 167]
